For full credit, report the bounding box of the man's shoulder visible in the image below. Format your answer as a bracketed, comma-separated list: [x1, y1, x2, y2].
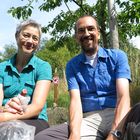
[100, 47, 127, 59]
[67, 53, 83, 64]
[102, 47, 125, 54]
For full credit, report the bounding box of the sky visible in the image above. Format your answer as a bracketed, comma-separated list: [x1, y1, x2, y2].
[0, 0, 139, 53]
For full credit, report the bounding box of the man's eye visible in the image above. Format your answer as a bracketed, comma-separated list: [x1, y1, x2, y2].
[88, 27, 95, 31]
[78, 29, 85, 33]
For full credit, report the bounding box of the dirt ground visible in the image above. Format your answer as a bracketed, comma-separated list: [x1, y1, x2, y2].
[47, 107, 68, 125]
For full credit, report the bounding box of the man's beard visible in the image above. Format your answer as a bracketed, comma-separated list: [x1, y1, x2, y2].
[80, 35, 98, 55]
[81, 46, 97, 55]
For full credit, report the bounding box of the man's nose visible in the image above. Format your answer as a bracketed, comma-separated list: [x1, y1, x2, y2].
[84, 29, 90, 36]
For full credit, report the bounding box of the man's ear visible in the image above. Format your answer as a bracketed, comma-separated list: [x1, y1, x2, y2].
[98, 32, 100, 40]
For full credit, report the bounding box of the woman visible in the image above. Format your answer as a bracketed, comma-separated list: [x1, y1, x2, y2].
[0, 19, 52, 134]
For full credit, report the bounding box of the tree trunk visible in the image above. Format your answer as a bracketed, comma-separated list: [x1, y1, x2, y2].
[107, 0, 119, 48]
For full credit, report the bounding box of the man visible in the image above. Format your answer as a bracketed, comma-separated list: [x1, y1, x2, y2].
[35, 15, 131, 140]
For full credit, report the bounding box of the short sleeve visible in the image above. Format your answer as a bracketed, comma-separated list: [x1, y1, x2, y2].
[36, 62, 52, 81]
[115, 50, 131, 81]
[0, 64, 4, 84]
[66, 61, 79, 91]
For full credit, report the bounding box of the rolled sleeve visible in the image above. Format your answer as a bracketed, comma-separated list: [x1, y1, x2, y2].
[115, 50, 131, 81]
[66, 61, 79, 91]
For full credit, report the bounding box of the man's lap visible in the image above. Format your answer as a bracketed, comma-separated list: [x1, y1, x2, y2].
[34, 108, 114, 140]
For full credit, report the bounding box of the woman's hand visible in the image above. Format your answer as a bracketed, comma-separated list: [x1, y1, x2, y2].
[4, 89, 28, 114]
[4, 97, 24, 114]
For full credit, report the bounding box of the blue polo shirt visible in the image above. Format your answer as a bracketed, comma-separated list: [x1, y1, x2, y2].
[0, 54, 52, 121]
[66, 47, 131, 113]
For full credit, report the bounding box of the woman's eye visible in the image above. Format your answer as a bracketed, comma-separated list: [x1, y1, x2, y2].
[23, 34, 29, 38]
[33, 36, 39, 41]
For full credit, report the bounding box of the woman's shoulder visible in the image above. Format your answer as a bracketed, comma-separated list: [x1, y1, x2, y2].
[33, 56, 52, 73]
[0, 60, 9, 70]
[33, 56, 51, 67]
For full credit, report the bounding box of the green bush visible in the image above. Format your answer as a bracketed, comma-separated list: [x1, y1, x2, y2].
[47, 88, 70, 108]
[130, 85, 140, 106]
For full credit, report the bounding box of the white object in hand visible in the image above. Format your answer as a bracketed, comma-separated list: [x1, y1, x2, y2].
[17, 89, 30, 111]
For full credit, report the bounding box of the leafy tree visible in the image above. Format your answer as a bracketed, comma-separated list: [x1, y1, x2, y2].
[8, 0, 139, 49]
[116, 0, 140, 39]
[1, 44, 17, 61]
[37, 37, 77, 78]
[6, 0, 140, 88]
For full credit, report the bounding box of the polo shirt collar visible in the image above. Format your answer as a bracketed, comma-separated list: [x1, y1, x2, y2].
[6, 54, 35, 71]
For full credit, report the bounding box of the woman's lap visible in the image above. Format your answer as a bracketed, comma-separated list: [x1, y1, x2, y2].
[22, 119, 49, 135]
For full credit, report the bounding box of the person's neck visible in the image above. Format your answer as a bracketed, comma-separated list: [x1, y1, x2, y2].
[16, 53, 32, 73]
[85, 53, 97, 59]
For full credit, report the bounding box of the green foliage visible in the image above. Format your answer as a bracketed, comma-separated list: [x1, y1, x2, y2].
[130, 85, 140, 106]
[47, 79, 69, 108]
[120, 39, 140, 87]
[117, 0, 140, 39]
[36, 36, 80, 76]
[8, 3, 33, 20]
[1, 44, 17, 61]
[47, 90, 69, 108]
[7, 0, 139, 49]
[39, 0, 63, 12]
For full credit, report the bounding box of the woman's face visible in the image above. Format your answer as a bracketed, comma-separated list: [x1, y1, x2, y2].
[16, 25, 40, 55]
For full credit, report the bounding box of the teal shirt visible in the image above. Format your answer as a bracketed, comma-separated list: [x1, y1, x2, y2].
[0, 54, 52, 121]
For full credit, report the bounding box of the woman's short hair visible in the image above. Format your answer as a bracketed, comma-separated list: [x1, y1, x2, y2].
[15, 19, 42, 40]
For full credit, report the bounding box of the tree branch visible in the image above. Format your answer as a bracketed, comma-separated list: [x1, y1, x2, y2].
[64, 1, 73, 15]
[72, 0, 88, 14]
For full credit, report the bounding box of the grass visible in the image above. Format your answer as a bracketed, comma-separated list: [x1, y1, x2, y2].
[46, 81, 70, 125]
[47, 90, 70, 108]
[47, 80, 140, 108]
[130, 85, 140, 106]
[47, 80, 70, 108]
[46, 80, 140, 125]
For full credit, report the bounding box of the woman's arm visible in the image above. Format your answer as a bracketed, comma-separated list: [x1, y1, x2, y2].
[0, 84, 4, 106]
[0, 80, 51, 121]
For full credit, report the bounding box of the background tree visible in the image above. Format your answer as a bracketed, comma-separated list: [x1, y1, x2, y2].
[3, 0, 140, 101]
[8, 0, 139, 49]
[1, 44, 17, 61]
[36, 36, 78, 77]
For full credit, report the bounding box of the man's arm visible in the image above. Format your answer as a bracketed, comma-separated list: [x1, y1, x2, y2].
[106, 78, 130, 140]
[69, 89, 83, 140]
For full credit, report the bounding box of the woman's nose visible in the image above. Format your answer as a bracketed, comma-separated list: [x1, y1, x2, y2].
[26, 37, 33, 43]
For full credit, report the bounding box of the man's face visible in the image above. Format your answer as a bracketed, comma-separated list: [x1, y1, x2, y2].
[75, 16, 100, 55]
